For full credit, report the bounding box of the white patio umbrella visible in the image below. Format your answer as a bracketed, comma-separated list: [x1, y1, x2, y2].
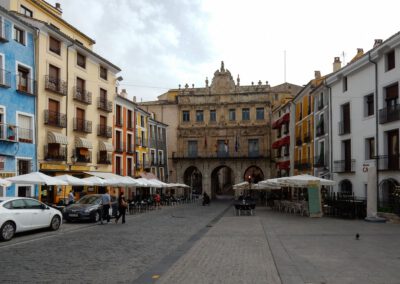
[0, 178, 11, 187]
[6, 172, 68, 186]
[148, 178, 168, 187]
[282, 174, 336, 187]
[135, 178, 156, 187]
[54, 174, 93, 186]
[82, 176, 109, 186]
[233, 181, 251, 190]
[167, 183, 190, 188]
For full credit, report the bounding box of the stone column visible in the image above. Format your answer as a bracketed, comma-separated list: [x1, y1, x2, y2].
[366, 165, 377, 218]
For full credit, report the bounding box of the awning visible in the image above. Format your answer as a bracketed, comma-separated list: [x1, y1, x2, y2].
[281, 113, 290, 123]
[278, 160, 290, 170]
[47, 131, 68, 145]
[272, 140, 281, 149]
[99, 141, 114, 152]
[280, 135, 290, 146]
[75, 137, 92, 149]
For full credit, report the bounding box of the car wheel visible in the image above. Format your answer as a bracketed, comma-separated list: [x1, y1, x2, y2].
[0, 221, 16, 241]
[50, 216, 61, 231]
[92, 211, 100, 223]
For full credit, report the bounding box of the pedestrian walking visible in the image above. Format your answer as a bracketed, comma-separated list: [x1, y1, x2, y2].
[115, 190, 127, 224]
[68, 190, 75, 205]
[154, 192, 161, 209]
[100, 189, 111, 224]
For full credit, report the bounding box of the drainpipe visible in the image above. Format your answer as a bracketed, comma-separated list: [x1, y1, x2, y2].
[66, 42, 74, 165]
[368, 52, 379, 209]
[323, 79, 333, 182]
[34, 28, 39, 173]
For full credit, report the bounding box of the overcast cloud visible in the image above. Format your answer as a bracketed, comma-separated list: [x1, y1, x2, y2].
[48, 0, 400, 101]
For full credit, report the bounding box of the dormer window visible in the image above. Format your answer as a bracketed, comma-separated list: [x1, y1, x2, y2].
[77, 52, 86, 69]
[20, 5, 33, 17]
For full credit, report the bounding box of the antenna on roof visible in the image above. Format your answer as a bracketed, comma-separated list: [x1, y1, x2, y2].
[342, 51, 346, 65]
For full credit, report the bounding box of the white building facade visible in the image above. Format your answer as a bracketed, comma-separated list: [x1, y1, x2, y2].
[327, 35, 400, 212]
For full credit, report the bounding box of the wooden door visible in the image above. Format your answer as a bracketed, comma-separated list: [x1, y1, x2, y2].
[48, 99, 59, 125]
[76, 108, 84, 131]
[344, 139, 351, 172]
[388, 130, 399, 170]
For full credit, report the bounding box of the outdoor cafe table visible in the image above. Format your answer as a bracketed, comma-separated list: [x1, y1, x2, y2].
[234, 201, 256, 216]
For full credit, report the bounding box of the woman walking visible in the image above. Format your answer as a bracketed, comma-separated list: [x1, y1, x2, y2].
[115, 190, 127, 224]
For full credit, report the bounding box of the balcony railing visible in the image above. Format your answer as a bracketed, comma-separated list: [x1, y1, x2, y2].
[18, 127, 33, 143]
[379, 105, 400, 124]
[303, 132, 311, 143]
[143, 161, 150, 168]
[45, 75, 67, 96]
[136, 161, 142, 169]
[314, 155, 326, 168]
[151, 159, 157, 166]
[73, 118, 92, 133]
[159, 160, 165, 166]
[44, 110, 66, 128]
[248, 151, 260, 158]
[0, 21, 10, 42]
[376, 154, 400, 171]
[172, 151, 269, 160]
[75, 149, 92, 163]
[318, 100, 324, 110]
[97, 152, 112, 164]
[0, 123, 18, 142]
[0, 69, 11, 88]
[316, 124, 325, 137]
[73, 87, 92, 104]
[126, 144, 134, 154]
[17, 75, 36, 96]
[296, 137, 302, 146]
[97, 98, 113, 112]
[115, 142, 124, 153]
[44, 145, 67, 161]
[295, 159, 311, 170]
[338, 121, 351, 135]
[149, 138, 157, 148]
[333, 159, 356, 173]
[97, 125, 112, 138]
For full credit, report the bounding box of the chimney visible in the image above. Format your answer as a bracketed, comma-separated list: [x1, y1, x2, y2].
[333, 57, 342, 72]
[120, 89, 127, 98]
[55, 3, 62, 10]
[132, 96, 136, 103]
[357, 48, 364, 55]
[373, 39, 383, 48]
[314, 70, 321, 79]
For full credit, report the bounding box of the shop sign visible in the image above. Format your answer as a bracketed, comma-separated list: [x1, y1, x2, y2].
[70, 165, 90, 171]
[0, 172, 15, 178]
[41, 164, 68, 171]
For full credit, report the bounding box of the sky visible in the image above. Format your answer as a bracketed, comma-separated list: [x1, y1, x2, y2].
[47, 0, 400, 102]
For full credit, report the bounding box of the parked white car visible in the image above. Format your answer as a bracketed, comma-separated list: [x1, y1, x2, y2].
[0, 197, 62, 241]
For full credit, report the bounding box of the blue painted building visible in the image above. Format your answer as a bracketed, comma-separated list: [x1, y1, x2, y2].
[0, 7, 37, 197]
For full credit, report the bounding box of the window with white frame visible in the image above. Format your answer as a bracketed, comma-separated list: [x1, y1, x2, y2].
[364, 94, 374, 117]
[13, 26, 25, 45]
[158, 150, 163, 165]
[18, 114, 33, 143]
[365, 137, 375, 160]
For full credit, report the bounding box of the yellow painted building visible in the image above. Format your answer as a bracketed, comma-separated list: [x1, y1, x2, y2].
[7, 1, 121, 203]
[2, 0, 95, 49]
[134, 107, 150, 177]
[292, 72, 324, 175]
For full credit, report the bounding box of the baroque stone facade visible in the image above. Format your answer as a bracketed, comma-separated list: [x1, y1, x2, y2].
[141, 62, 301, 197]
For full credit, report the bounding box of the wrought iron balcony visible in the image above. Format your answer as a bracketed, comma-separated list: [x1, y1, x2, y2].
[115, 143, 124, 153]
[44, 145, 67, 161]
[126, 144, 134, 154]
[0, 69, 11, 88]
[73, 118, 92, 133]
[17, 75, 36, 96]
[303, 132, 311, 143]
[295, 159, 311, 170]
[97, 124, 112, 138]
[379, 105, 400, 124]
[18, 127, 33, 143]
[316, 124, 325, 137]
[172, 151, 269, 160]
[0, 123, 18, 142]
[376, 154, 400, 171]
[45, 75, 67, 96]
[136, 161, 142, 169]
[44, 110, 66, 128]
[338, 121, 351, 135]
[333, 159, 355, 173]
[97, 152, 112, 164]
[296, 137, 302, 146]
[97, 97, 113, 112]
[159, 160, 165, 166]
[143, 161, 150, 168]
[73, 87, 92, 104]
[314, 155, 326, 168]
[75, 148, 92, 163]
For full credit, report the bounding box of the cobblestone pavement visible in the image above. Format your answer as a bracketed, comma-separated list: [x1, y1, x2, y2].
[2, 203, 400, 284]
[157, 207, 400, 284]
[0, 200, 231, 283]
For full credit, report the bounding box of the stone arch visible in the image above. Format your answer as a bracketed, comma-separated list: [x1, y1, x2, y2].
[183, 166, 203, 196]
[243, 165, 264, 184]
[379, 178, 400, 213]
[210, 165, 234, 198]
[339, 179, 352, 194]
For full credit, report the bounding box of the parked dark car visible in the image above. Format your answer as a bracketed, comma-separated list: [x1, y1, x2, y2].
[63, 194, 118, 222]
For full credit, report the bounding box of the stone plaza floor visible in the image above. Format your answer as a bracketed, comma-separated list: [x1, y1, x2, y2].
[155, 206, 400, 284]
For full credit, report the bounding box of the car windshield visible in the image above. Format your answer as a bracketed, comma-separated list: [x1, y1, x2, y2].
[76, 195, 101, 205]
